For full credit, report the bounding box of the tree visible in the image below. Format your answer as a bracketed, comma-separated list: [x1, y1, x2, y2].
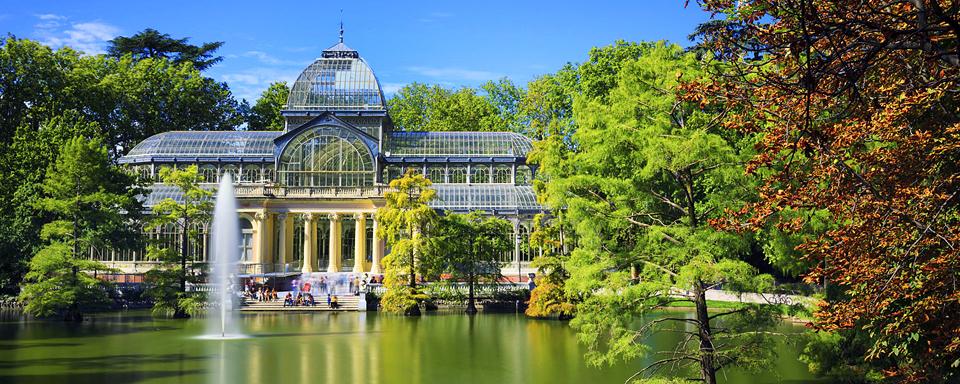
[531, 42, 782, 384]
[689, 1, 960, 381]
[430, 212, 510, 314]
[19, 136, 141, 321]
[387, 83, 508, 132]
[144, 165, 212, 318]
[244, 81, 289, 131]
[525, 214, 575, 319]
[107, 28, 225, 71]
[0, 37, 240, 294]
[376, 169, 438, 315]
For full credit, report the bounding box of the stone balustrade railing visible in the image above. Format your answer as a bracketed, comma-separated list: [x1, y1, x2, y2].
[233, 185, 392, 199]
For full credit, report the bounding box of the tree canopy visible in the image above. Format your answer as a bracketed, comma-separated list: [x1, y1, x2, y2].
[242, 81, 289, 131]
[107, 28, 225, 71]
[690, 1, 960, 381]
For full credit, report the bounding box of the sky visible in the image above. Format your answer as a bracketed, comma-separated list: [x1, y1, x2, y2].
[0, 1, 714, 102]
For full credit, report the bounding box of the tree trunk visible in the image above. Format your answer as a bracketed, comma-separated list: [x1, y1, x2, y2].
[466, 269, 477, 315]
[693, 282, 717, 384]
[175, 216, 190, 319]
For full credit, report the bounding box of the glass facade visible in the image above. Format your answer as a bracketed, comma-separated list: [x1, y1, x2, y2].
[277, 125, 375, 187]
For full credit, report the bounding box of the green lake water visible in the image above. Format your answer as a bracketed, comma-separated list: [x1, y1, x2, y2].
[0, 309, 829, 384]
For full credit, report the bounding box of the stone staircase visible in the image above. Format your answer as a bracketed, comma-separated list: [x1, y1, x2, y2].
[240, 294, 361, 312]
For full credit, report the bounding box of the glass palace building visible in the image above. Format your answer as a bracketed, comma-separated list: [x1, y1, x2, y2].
[106, 38, 543, 279]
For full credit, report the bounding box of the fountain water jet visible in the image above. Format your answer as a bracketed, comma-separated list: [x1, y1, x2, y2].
[200, 173, 244, 340]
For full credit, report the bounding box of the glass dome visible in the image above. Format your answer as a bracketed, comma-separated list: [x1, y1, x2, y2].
[285, 42, 387, 112]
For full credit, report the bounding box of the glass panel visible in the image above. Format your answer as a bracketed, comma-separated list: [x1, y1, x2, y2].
[449, 167, 466, 184]
[493, 166, 511, 184]
[277, 125, 375, 187]
[340, 217, 356, 269]
[427, 167, 445, 184]
[470, 165, 489, 184]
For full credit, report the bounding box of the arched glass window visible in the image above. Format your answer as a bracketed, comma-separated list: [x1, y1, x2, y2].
[470, 165, 489, 184]
[449, 167, 467, 184]
[493, 166, 511, 184]
[199, 164, 217, 183]
[427, 167, 445, 184]
[518, 224, 532, 262]
[277, 125, 375, 187]
[241, 165, 259, 183]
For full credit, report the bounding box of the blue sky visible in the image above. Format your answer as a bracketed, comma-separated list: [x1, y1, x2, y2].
[1, 1, 713, 102]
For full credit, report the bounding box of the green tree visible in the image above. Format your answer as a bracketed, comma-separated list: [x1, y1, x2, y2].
[430, 212, 509, 314]
[19, 136, 141, 321]
[107, 28, 225, 71]
[144, 165, 212, 318]
[525, 214, 574, 319]
[531, 42, 782, 384]
[388, 83, 506, 132]
[0, 37, 240, 293]
[376, 169, 438, 315]
[244, 81, 289, 131]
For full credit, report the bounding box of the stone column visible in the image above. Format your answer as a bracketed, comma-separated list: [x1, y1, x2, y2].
[327, 213, 342, 272]
[302, 213, 316, 273]
[353, 213, 367, 273]
[276, 213, 290, 272]
[371, 214, 384, 274]
[254, 212, 270, 273]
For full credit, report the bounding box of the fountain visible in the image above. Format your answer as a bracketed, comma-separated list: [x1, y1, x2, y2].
[201, 173, 244, 339]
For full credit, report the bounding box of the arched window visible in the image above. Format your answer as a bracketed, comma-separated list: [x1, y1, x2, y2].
[471, 165, 489, 184]
[427, 167, 445, 184]
[493, 166, 512, 184]
[240, 218, 253, 262]
[449, 167, 467, 183]
[277, 125, 375, 187]
[241, 165, 259, 183]
[518, 224, 532, 262]
[199, 165, 217, 183]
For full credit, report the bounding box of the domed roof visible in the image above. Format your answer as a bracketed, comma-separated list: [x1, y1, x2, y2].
[285, 40, 387, 112]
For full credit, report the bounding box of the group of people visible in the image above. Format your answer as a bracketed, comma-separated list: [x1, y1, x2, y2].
[245, 285, 278, 302]
[282, 292, 340, 309]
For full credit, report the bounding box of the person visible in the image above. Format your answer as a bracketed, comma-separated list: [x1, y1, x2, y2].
[319, 276, 327, 295]
[326, 293, 332, 307]
[271, 287, 278, 302]
[283, 292, 293, 307]
[330, 295, 340, 309]
[306, 293, 315, 306]
[295, 292, 304, 306]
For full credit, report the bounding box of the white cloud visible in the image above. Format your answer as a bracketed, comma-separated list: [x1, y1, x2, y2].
[406, 66, 502, 82]
[34, 14, 119, 55]
[380, 82, 407, 95]
[36, 13, 66, 21]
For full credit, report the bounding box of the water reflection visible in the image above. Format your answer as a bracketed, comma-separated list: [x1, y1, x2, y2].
[0, 310, 825, 384]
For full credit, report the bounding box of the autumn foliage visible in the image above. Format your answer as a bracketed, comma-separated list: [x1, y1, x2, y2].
[686, 0, 960, 381]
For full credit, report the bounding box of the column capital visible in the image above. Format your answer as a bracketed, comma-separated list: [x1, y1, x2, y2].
[329, 213, 341, 221]
[254, 211, 267, 221]
[277, 212, 288, 221]
[354, 212, 366, 220]
[304, 212, 316, 222]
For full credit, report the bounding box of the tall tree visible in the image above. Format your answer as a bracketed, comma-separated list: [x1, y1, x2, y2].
[0, 37, 240, 292]
[107, 28, 225, 71]
[525, 214, 574, 319]
[19, 136, 141, 321]
[144, 165, 212, 318]
[532, 42, 782, 383]
[388, 83, 508, 132]
[430, 212, 509, 314]
[690, 1, 960, 381]
[376, 169, 438, 316]
[244, 81, 289, 131]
